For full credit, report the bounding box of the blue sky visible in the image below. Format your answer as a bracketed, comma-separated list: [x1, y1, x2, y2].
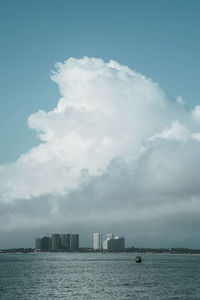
[0, 0, 200, 164]
[0, 0, 200, 163]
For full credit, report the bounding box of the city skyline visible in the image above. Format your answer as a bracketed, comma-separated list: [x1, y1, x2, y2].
[35, 232, 126, 252]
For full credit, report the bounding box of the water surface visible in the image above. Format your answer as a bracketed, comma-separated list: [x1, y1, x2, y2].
[0, 252, 199, 299]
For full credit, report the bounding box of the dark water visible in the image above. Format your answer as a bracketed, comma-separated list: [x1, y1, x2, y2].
[0, 252, 200, 299]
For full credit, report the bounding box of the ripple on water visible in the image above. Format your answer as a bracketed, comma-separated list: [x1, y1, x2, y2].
[0, 253, 200, 299]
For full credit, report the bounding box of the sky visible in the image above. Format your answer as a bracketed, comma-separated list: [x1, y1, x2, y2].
[1, 0, 200, 249]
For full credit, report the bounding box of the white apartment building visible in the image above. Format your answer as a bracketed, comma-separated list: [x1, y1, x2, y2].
[93, 232, 102, 250]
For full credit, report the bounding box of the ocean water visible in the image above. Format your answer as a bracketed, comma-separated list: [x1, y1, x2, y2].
[0, 252, 200, 299]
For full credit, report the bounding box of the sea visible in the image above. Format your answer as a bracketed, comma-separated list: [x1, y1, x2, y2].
[0, 252, 200, 299]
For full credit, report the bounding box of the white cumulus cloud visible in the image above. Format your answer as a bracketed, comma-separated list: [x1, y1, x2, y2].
[1, 57, 200, 247]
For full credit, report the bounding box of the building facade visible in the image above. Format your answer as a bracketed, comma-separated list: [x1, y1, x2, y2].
[60, 234, 70, 250]
[103, 234, 125, 251]
[70, 234, 79, 250]
[93, 232, 102, 250]
[107, 237, 125, 251]
[51, 234, 61, 251]
[103, 233, 114, 250]
[35, 233, 80, 252]
[35, 236, 51, 252]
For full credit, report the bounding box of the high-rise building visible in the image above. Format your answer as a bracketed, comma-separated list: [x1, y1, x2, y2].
[103, 234, 125, 251]
[35, 236, 51, 252]
[60, 233, 70, 250]
[107, 236, 125, 251]
[70, 234, 79, 251]
[51, 234, 61, 251]
[35, 237, 41, 251]
[93, 232, 102, 250]
[103, 233, 114, 250]
[35, 232, 81, 252]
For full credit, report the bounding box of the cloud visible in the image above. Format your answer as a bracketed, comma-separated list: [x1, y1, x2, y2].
[1, 57, 200, 247]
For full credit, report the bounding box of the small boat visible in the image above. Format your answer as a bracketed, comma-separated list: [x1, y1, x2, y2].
[135, 256, 142, 263]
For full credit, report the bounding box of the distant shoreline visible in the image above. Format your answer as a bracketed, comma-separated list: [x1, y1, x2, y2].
[1, 247, 200, 255]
